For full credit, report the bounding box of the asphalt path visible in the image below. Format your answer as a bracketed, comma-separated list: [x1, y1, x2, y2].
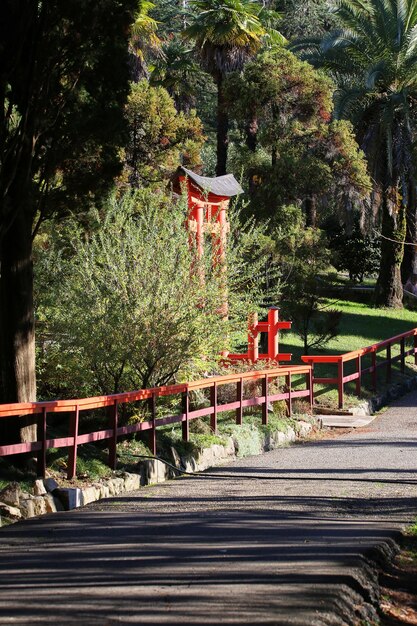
[0, 391, 417, 625]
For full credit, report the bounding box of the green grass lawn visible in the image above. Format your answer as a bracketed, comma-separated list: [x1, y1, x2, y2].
[279, 300, 417, 407]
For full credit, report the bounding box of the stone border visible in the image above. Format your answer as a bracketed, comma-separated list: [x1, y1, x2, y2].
[0, 419, 315, 526]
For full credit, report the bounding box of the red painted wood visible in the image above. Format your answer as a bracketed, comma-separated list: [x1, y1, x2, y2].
[67, 407, 80, 480]
[108, 401, 118, 470]
[262, 375, 269, 425]
[36, 407, 47, 478]
[236, 378, 243, 425]
[210, 383, 218, 433]
[182, 391, 190, 442]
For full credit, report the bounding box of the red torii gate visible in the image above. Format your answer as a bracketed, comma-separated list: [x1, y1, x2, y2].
[173, 166, 292, 364]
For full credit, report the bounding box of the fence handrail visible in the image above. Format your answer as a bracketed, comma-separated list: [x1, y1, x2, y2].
[301, 326, 417, 409]
[0, 363, 313, 480]
[0, 364, 311, 418]
[301, 327, 417, 365]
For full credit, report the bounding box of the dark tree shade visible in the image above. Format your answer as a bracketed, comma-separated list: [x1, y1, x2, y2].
[0, 0, 137, 444]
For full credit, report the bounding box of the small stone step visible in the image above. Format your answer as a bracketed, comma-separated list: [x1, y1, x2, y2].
[314, 406, 355, 416]
[319, 415, 376, 428]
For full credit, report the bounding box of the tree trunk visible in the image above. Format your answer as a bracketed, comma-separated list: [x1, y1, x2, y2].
[245, 115, 258, 152]
[375, 184, 405, 308]
[216, 75, 229, 177]
[305, 195, 317, 228]
[0, 208, 37, 445]
[401, 179, 417, 282]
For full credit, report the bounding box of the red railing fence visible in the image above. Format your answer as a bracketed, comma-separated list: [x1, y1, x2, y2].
[0, 364, 312, 479]
[302, 328, 417, 408]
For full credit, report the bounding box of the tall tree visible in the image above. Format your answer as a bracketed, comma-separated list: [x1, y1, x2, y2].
[0, 0, 137, 444]
[294, 0, 417, 307]
[184, 0, 266, 175]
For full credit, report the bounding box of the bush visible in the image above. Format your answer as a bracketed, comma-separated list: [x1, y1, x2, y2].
[35, 189, 280, 398]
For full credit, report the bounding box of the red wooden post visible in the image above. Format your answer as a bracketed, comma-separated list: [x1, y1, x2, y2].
[387, 344, 392, 382]
[414, 333, 417, 365]
[267, 308, 279, 360]
[400, 337, 405, 373]
[248, 312, 259, 362]
[262, 374, 269, 425]
[236, 378, 243, 425]
[371, 351, 377, 391]
[213, 203, 229, 318]
[308, 368, 313, 410]
[355, 355, 361, 397]
[68, 406, 80, 480]
[182, 390, 190, 442]
[210, 383, 218, 434]
[337, 360, 344, 409]
[148, 393, 157, 456]
[36, 407, 47, 478]
[108, 400, 119, 470]
[286, 373, 292, 417]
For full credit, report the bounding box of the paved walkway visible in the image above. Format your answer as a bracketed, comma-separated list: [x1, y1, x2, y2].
[0, 391, 417, 625]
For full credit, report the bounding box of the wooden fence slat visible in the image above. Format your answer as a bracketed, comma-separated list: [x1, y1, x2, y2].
[67, 406, 80, 480]
[36, 407, 47, 478]
[108, 400, 119, 470]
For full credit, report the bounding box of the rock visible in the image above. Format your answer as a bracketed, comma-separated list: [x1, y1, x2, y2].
[43, 494, 58, 514]
[0, 502, 22, 520]
[170, 447, 181, 468]
[20, 498, 35, 519]
[53, 488, 82, 510]
[98, 484, 110, 499]
[0, 482, 21, 507]
[141, 460, 168, 485]
[33, 479, 47, 496]
[44, 478, 59, 493]
[81, 486, 98, 506]
[181, 456, 198, 474]
[31, 496, 47, 517]
[296, 421, 312, 438]
[123, 473, 140, 492]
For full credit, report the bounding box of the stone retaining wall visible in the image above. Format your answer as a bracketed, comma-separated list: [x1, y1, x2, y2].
[0, 419, 315, 526]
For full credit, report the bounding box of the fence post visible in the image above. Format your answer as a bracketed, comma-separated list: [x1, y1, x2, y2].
[148, 393, 157, 456]
[338, 360, 344, 409]
[108, 400, 119, 470]
[355, 355, 361, 397]
[400, 337, 405, 373]
[210, 383, 218, 434]
[371, 351, 377, 391]
[262, 374, 269, 425]
[414, 333, 417, 365]
[36, 407, 47, 478]
[286, 372, 292, 417]
[307, 368, 313, 409]
[387, 344, 392, 383]
[236, 378, 243, 425]
[67, 406, 80, 480]
[182, 390, 189, 442]
[248, 312, 259, 362]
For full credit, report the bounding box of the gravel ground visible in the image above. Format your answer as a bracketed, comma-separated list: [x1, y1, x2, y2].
[0, 391, 416, 625]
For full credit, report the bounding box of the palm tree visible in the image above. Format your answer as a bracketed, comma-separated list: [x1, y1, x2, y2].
[294, 0, 417, 307]
[184, 0, 266, 175]
[151, 40, 203, 113]
[130, 0, 162, 80]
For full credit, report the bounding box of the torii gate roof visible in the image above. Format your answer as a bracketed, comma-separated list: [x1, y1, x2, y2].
[174, 166, 243, 198]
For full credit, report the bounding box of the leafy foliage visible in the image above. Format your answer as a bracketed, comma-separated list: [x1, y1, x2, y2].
[294, 0, 417, 306]
[35, 190, 281, 398]
[281, 229, 342, 354]
[123, 80, 205, 188]
[226, 49, 371, 224]
[330, 224, 381, 283]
